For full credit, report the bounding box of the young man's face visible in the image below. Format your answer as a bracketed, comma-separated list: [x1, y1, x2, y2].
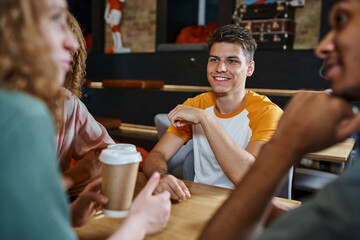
[315, 0, 360, 100]
[207, 42, 254, 96]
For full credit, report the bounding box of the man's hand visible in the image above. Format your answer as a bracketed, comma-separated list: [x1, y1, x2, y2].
[168, 104, 208, 128]
[154, 174, 191, 201]
[70, 177, 108, 227]
[271, 92, 360, 157]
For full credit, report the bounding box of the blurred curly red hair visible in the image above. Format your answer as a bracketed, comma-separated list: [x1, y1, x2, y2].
[0, 0, 63, 123]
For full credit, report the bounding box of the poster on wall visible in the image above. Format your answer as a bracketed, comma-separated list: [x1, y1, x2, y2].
[235, 0, 321, 50]
[104, 0, 157, 53]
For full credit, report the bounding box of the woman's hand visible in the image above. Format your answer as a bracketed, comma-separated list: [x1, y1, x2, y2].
[70, 177, 108, 227]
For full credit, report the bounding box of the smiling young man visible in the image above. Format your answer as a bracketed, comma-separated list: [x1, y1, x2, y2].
[200, 0, 360, 239]
[143, 25, 283, 201]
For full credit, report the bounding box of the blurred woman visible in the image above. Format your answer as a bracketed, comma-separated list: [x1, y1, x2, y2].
[59, 11, 114, 190]
[0, 0, 170, 239]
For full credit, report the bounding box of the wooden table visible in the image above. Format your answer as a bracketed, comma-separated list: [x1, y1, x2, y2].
[74, 173, 301, 240]
[305, 138, 355, 163]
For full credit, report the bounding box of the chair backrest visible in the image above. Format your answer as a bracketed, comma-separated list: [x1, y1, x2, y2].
[275, 166, 294, 199]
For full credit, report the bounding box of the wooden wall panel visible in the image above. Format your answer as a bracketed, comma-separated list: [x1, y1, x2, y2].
[235, 0, 322, 50]
[293, 0, 322, 49]
[105, 0, 157, 53]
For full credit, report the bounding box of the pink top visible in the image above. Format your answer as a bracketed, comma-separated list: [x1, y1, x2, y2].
[56, 89, 114, 172]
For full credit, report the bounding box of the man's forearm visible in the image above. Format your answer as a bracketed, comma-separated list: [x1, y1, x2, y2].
[142, 151, 169, 178]
[200, 113, 255, 184]
[200, 139, 301, 240]
[143, 132, 186, 179]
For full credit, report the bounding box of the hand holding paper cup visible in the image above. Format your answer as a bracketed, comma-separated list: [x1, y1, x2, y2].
[99, 149, 141, 218]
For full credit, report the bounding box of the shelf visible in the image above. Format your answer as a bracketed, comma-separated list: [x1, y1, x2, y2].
[88, 81, 320, 97]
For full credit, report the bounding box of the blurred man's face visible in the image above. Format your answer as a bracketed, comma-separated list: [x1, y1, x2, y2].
[315, 0, 360, 100]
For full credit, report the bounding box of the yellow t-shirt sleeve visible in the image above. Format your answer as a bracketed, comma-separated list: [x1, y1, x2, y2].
[167, 124, 192, 142]
[166, 97, 195, 143]
[166, 92, 215, 143]
[250, 106, 283, 142]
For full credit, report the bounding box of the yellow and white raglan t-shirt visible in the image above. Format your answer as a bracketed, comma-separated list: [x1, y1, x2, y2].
[167, 91, 283, 188]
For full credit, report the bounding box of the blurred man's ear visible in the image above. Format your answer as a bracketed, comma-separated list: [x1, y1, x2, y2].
[246, 61, 255, 77]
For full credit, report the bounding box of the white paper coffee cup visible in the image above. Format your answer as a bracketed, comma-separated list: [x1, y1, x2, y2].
[99, 149, 141, 218]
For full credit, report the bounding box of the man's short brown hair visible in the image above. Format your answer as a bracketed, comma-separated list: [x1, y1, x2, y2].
[207, 24, 257, 63]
